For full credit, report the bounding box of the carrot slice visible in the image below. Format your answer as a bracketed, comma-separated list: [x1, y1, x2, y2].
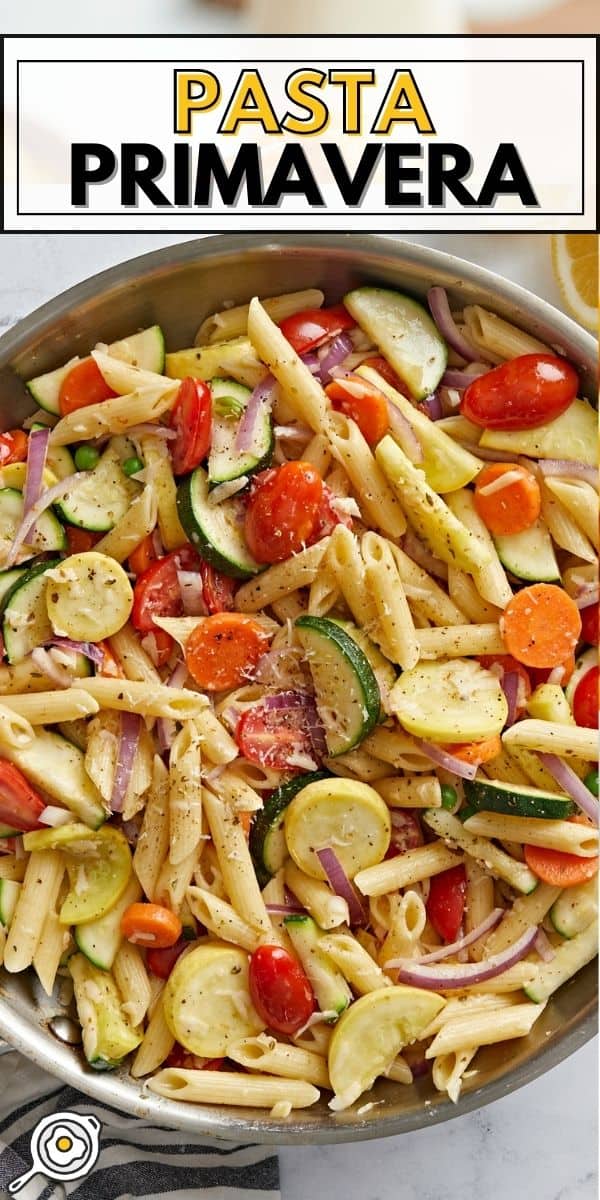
[185, 613, 269, 692]
[474, 463, 541, 535]
[121, 902, 182, 948]
[97, 640, 125, 678]
[501, 584, 582, 669]
[129, 534, 158, 576]
[326, 376, 389, 446]
[445, 735, 502, 766]
[524, 816, 599, 887]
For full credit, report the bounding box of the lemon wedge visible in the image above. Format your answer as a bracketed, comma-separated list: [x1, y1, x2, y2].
[551, 234, 598, 332]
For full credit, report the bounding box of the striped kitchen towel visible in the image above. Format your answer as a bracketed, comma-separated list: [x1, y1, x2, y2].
[0, 1050, 279, 1200]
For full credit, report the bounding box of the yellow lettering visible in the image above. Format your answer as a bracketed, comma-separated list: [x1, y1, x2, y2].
[372, 70, 435, 136]
[329, 70, 375, 135]
[219, 70, 281, 135]
[174, 71, 221, 135]
[282, 70, 329, 136]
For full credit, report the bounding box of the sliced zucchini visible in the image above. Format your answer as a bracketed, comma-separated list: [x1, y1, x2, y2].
[284, 914, 352, 1018]
[163, 942, 265, 1056]
[295, 616, 381, 755]
[26, 356, 81, 416]
[31, 424, 76, 480]
[494, 519, 559, 582]
[358, 364, 481, 492]
[249, 771, 329, 888]
[105, 325, 165, 374]
[284, 776, 391, 881]
[176, 465, 261, 579]
[550, 878, 598, 939]
[69, 953, 142, 1069]
[479, 399, 596, 466]
[463, 777, 574, 820]
[4, 730, 106, 829]
[0, 462, 58, 492]
[0, 879, 21, 927]
[54, 439, 140, 532]
[327, 618, 396, 717]
[165, 337, 268, 391]
[327, 985, 445, 1110]
[0, 568, 25, 609]
[1, 558, 61, 664]
[24, 823, 132, 925]
[0, 824, 20, 838]
[524, 918, 597, 1003]
[208, 378, 273, 485]
[75, 875, 141, 970]
[566, 648, 597, 707]
[45, 551, 134, 642]
[0, 487, 66, 566]
[390, 659, 508, 743]
[344, 287, 447, 401]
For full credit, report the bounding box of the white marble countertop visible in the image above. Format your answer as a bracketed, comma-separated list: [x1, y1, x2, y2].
[0, 232, 597, 1200]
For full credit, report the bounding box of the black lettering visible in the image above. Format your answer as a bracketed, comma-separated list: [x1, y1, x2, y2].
[477, 143, 538, 206]
[121, 144, 170, 206]
[194, 143, 263, 206]
[384, 145, 422, 206]
[174, 143, 191, 206]
[322, 144, 382, 206]
[428, 144, 476, 206]
[263, 145, 324, 206]
[71, 143, 116, 206]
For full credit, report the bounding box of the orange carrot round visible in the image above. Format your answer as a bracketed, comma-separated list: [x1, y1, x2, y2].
[474, 463, 541, 535]
[129, 534, 158, 576]
[121, 902, 182, 948]
[185, 613, 269, 692]
[445, 735, 502, 766]
[501, 584, 582, 669]
[524, 817, 599, 887]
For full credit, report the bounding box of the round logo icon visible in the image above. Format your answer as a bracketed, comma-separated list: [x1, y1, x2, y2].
[8, 1111, 101, 1193]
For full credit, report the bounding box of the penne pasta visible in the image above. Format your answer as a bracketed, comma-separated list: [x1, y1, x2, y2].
[187, 885, 261, 952]
[148, 1068, 320, 1109]
[3, 851, 65, 973]
[236, 539, 331, 612]
[284, 862, 349, 930]
[114, 941, 152, 1027]
[202, 786, 273, 937]
[425, 1001, 544, 1058]
[416, 623, 505, 660]
[503, 719, 597, 762]
[169, 722, 203, 865]
[326, 412, 407, 538]
[373, 775, 442, 809]
[196, 289, 324, 345]
[228, 1033, 330, 1088]
[424, 809, 538, 894]
[139, 435, 188, 550]
[462, 306, 551, 361]
[0, 689, 99, 727]
[77, 677, 208, 720]
[50, 383, 179, 446]
[361, 532, 419, 669]
[355, 841, 463, 897]
[0, 701, 34, 748]
[463, 811, 598, 857]
[248, 297, 328, 432]
[131, 992, 175, 1078]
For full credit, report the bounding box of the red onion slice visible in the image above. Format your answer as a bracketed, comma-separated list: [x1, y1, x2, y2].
[537, 460, 599, 489]
[177, 570, 208, 616]
[427, 287, 483, 364]
[45, 636, 104, 665]
[23, 427, 50, 532]
[266, 902, 307, 916]
[111, 711, 142, 813]
[390, 924, 539, 989]
[235, 376, 276, 453]
[537, 753, 599, 826]
[319, 332, 354, 383]
[442, 367, 488, 389]
[386, 401, 424, 464]
[501, 671, 521, 728]
[316, 847, 367, 927]
[388, 908, 504, 967]
[300, 351, 322, 375]
[534, 928, 555, 963]
[5, 472, 88, 567]
[421, 393, 443, 421]
[415, 739, 478, 781]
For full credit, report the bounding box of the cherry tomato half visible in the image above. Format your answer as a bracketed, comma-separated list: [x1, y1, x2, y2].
[0, 760, 46, 833]
[65, 526, 102, 555]
[326, 375, 389, 446]
[311, 484, 353, 542]
[478, 654, 532, 717]
[165, 1044, 226, 1071]
[249, 944, 316, 1036]
[236, 699, 316, 772]
[58, 358, 117, 417]
[580, 603, 599, 647]
[362, 356, 412, 398]
[279, 305, 355, 355]
[131, 545, 201, 633]
[573, 666, 599, 729]
[199, 561, 237, 614]
[461, 354, 579, 430]
[426, 864, 467, 943]
[244, 462, 324, 564]
[170, 378, 212, 475]
[146, 938, 189, 980]
[387, 811, 424, 856]
[0, 429, 28, 466]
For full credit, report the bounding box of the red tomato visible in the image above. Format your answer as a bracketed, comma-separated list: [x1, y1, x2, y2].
[199, 561, 237, 614]
[580, 603, 599, 646]
[326, 375, 389, 446]
[0, 761, 46, 833]
[426, 865, 467, 942]
[312, 484, 353, 541]
[169, 378, 212, 475]
[146, 938, 189, 980]
[573, 666, 598, 729]
[58, 358, 117, 416]
[141, 627, 175, 669]
[165, 1044, 225, 1070]
[529, 656, 576, 689]
[249, 944, 316, 1036]
[461, 354, 578, 430]
[388, 811, 424, 855]
[0, 429, 28, 466]
[236, 700, 317, 772]
[279, 305, 355, 355]
[478, 653, 532, 716]
[244, 462, 324, 564]
[132, 545, 200, 633]
[66, 526, 101, 555]
[362, 356, 412, 397]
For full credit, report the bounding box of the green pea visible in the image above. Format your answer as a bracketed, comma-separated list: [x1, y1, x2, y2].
[74, 445, 100, 471]
[122, 456, 144, 477]
[584, 769, 599, 797]
[440, 784, 458, 811]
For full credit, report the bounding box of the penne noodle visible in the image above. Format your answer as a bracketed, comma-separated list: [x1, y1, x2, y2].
[148, 1068, 320, 1109]
[424, 809, 538, 894]
[326, 412, 406, 539]
[77, 677, 208, 720]
[425, 1001, 544, 1058]
[463, 811, 598, 857]
[228, 1034, 330, 1088]
[373, 775, 442, 809]
[169, 722, 203, 865]
[416, 623, 505, 660]
[202, 786, 273, 937]
[462, 306, 551, 361]
[3, 851, 65, 973]
[284, 862, 349, 930]
[319, 931, 392, 994]
[133, 756, 171, 901]
[139, 435, 188, 550]
[131, 992, 175, 1078]
[432, 1046, 478, 1103]
[93, 487, 158, 562]
[108, 623, 162, 684]
[248, 297, 328, 432]
[355, 841, 463, 897]
[361, 532, 419, 669]
[196, 289, 324, 345]
[0, 689, 99, 727]
[187, 885, 261, 952]
[503, 720, 597, 762]
[50, 383, 179, 445]
[445, 489, 513, 609]
[0, 701, 34, 748]
[114, 942, 152, 1027]
[236, 538, 331, 612]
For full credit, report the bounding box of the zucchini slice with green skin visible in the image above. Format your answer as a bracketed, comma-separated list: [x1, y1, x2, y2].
[25, 327, 166, 416]
[550, 878, 598, 939]
[0, 568, 25, 609]
[208, 378, 273, 485]
[0, 558, 62, 664]
[54, 439, 140, 532]
[249, 771, 329, 887]
[494, 519, 560, 583]
[463, 778, 575, 820]
[327, 618, 395, 719]
[0, 879, 21, 927]
[26, 357, 80, 416]
[4, 732, 106, 829]
[0, 487, 66, 564]
[295, 616, 381, 755]
[343, 287, 447, 401]
[284, 913, 352, 1018]
[176, 466, 262, 579]
[75, 875, 141, 970]
[69, 953, 142, 1069]
[524, 919, 598, 1003]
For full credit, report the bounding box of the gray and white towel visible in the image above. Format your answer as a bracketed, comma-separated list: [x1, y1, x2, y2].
[0, 1050, 279, 1200]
